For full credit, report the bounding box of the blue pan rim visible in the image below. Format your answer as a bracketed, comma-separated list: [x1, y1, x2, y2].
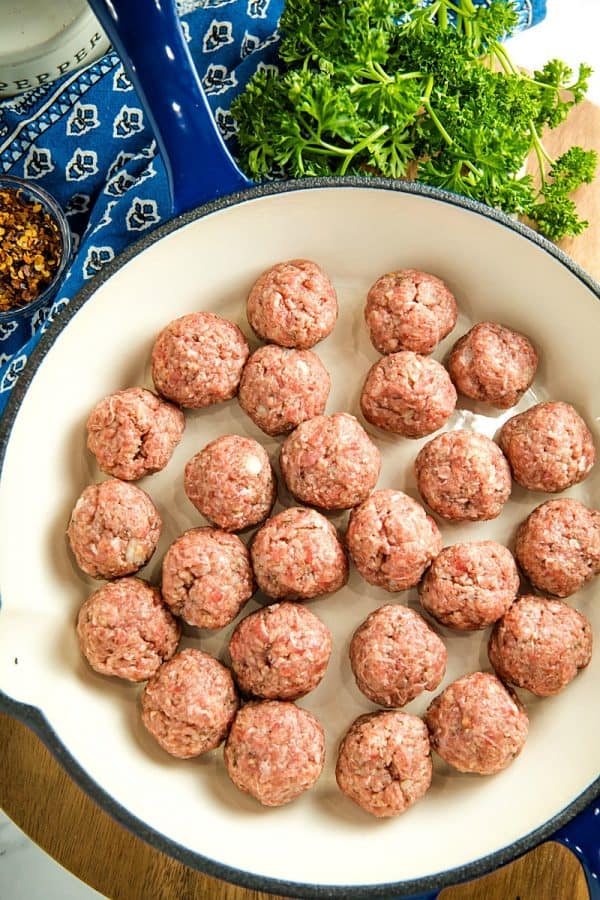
[1, 175, 599, 899]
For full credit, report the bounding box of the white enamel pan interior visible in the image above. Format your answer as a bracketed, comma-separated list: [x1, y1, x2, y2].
[0, 178, 599, 897]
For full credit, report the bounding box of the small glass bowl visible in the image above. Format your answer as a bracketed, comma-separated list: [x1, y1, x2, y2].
[0, 175, 73, 356]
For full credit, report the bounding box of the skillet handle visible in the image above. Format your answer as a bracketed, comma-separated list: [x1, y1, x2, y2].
[554, 803, 600, 899]
[85, 0, 253, 216]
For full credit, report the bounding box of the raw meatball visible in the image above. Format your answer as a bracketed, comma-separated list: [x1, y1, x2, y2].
[238, 344, 331, 436]
[350, 605, 446, 707]
[360, 351, 456, 438]
[86, 387, 185, 481]
[448, 322, 538, 409]
[161, 527, 255, 629]
[498, 401, 596, 492]
[228, 602, 332, 700]
[419, 541, 519, 630]
[488, 595, 592, 697]
[515, 498, 600, 597]
[76, 577, 180, 682]
[425, 672, 528, 775]
[365, 269, 458, 355]
[141, 648, 238, 758]
[346, 490, 442, 592]
[415, 430, 512, 521]
[67, 479, 162, 579]
[184, 435, 276, 532]
[151, 312, 249, 408]
[336, 711, 432, 818]
[246, 259, 338, 350]
[280, 413, 381, 510]
[223, 700, 325, 806]
[251, 507, 348, 600]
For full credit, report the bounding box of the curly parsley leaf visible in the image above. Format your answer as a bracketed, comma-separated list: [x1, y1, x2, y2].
[231, 0, 596, 241]
[529, 147, 598, 241]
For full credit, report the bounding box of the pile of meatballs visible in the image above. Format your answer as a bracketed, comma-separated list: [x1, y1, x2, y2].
[67, 259, 599, 819]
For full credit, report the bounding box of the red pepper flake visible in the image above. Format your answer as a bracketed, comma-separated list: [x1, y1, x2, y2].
[0, 187, 62, 312]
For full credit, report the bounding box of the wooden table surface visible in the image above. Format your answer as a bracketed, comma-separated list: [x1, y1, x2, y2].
[1, 102, 598, 900]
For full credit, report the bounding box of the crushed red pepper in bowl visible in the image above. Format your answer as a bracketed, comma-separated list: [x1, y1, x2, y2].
[0, 185, 64, 312]
[0, 177, 71, 360]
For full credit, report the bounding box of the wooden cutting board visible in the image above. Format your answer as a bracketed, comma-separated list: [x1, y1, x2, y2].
[0, 101, 598, 900]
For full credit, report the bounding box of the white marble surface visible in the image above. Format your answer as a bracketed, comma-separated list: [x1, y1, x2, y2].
[507, 0, 600, 103]
[0, 811, 103, 899]
[1, 2, 598, 898]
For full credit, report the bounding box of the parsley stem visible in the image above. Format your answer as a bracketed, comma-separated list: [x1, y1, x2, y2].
[422, 75, 434, 103]
[296, 114, 353, 157]
[423, 102, 454, 146]
[301, 145, 351, 158]
[445, 0, 470, 13]
[348, 61, 424, 94]
[339, 124, 390, 174]
[421, 77, 454, 146]
[438, 1, 448, 30]
[372, 61, 391, 82]
[492, 42, 518, 76]
[519, 73, 577, 94]
[422, 1, 441, 25]
[456, 0, 476, 38]
[529, 120, 554, 187]
[530, 124, 554, 166]
[443, 0, 475, 39]
[295, 113, 324, 147]
[464, 159, 483, 178]
[363, 59, 393, 85]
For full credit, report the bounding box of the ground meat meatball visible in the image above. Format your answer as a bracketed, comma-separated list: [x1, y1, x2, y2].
[365, 269, 458, 355]
[238, 344, 331, 436]
[515, 498, 600, 597]
[336, 711, 432, 818]
[419, 541, 519, 630]
[141, 648, 238, 758]
[224, 700, 325, 806]
[280, 413, 381, 510]
[498, 401, 596, 493]
[86, 387, 185, 481]
[488, 595, 592, 697]
[161, 527, 255, 629]
[184, 435, 276, 532]
[67, 479, 162, 579]
[448, 322, 538, 409]
[360, 351, 456, 438]
[228, 602, 332, 700]
[415, 430, 512, 521]
[246, 259, 338, 350]
[425, 672, 528, 775]
[76, 577, 180, 681]
[350, 605, 446, 708]
[251, 507, 348, 600]
[346, 490, 442, 592]
[151, 312, 249, 409]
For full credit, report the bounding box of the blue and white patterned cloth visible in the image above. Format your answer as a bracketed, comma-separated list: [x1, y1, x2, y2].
[0, 0, 546, 415]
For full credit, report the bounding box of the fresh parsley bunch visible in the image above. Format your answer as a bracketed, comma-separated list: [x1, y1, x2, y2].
[231, 0, 597, 241]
